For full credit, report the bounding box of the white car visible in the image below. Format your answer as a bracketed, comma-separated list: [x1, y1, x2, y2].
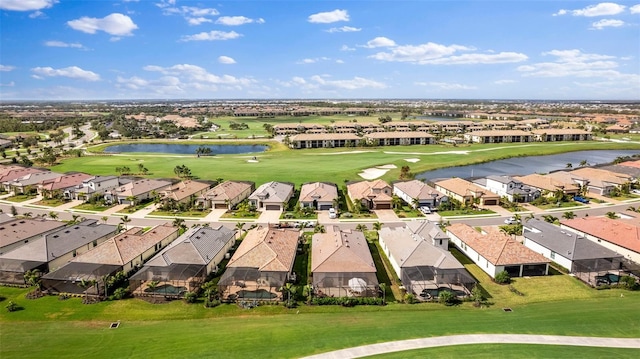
[419, 206, 431, 215]
[328, 208, 337, 219]
[504, 217, 520, 225]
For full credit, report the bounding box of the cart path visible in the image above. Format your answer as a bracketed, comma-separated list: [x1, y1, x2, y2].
[300, 334, 640, 358]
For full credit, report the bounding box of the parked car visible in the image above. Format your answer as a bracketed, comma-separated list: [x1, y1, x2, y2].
[328, 208, 337, 219]
[573, 195, 590, 204]
[419, 206, 431, 215]
[632, 189, 640, 195]
[504, 217, 520, 225]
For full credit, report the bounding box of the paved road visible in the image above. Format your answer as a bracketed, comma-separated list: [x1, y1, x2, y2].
[300, 334, 640, 359]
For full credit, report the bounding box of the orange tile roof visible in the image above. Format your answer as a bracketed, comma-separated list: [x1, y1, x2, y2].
[447, 223, 550, 265]
[226, 226, 299, 272]
[561, 217, 640, 253]
[311, 226, 376, 273]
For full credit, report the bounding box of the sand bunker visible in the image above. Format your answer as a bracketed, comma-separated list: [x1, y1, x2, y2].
[247, 160, 259, 163]
[405, 158, 420, 163]
[358, 164, 397, 179]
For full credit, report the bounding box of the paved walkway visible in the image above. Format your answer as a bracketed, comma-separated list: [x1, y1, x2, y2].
[300, 334, 640, 359]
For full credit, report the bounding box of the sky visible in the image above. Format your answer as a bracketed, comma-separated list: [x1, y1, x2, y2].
[0, 0, 639, 101]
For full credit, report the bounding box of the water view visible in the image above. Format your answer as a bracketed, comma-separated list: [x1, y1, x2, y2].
[417, 150, 640, 181]
[104, 143, 268, 155]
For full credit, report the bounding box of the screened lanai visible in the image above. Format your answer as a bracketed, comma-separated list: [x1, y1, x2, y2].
[41, 262, 121, 296]
[218, 267, 286, 301]
[402, 265, 476, 299]
[129, 263, 207, 298]
[312, 271, 379, 298]
[0, 258, 45, 285]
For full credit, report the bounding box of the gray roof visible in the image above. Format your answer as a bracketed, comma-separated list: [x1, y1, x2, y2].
[0, 219, 118, 262]
[405, 220, 449, 243]
[249, 181, 294, 204]
[145, 225, 236, 266]
[379, 225, 464, 269]
[486, 175, 521, 185]
[523, 219, 622, 260]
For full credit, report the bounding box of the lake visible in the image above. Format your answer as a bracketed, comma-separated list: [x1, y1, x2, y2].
[103, 143, 268, 155]
[416, 150, 640, 181]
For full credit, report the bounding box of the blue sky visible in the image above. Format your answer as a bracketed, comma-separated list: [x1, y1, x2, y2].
[1, 0, 639, 100]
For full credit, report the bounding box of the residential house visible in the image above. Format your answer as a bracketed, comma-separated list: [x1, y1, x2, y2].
[158, 180, 211, 206]
[312, 226, 378, 297]
[561, 217, 640, 265]
[0, 218, 66, 255]
[65, 175, 129, 201]
[129, 225, 236, 297]
[600, 160, 640, 179]
[514, 173, 581, 198]
[446, 223, 550, 278]
[569, 168, 632, 196]
[531, 129, 592, 142]
[288, 133, 360, 149]
[463, 130, 533, 144]
[248, 181, 295, 211]
[104, 178, 172, 205]
[3, 171, 63, 194]
[0, 220, 117, 285]
[298, 182, 338, 210]
[38, 172, 93, 199]
[346, 179, 393, 210]
[218, 226, 300, 300]
[197, 180, 255, 209]
[473, 175, 540, 203]
[522, 219, 623, 285]
[0, 165, 45, 186]
[379, 223, 475, 299]
[42, 224, 180, 296]
[434, 177, 500, 206]
[364, 131, 436, 146]
[393, 180, 447, 209]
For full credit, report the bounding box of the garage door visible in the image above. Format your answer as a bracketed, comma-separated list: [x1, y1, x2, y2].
[319, 204, 332, 210]
[483, 199, 498, 205]
[265, 205, 281, 211]
[376, 203, 392, 209]
[214, 203, 228, 209]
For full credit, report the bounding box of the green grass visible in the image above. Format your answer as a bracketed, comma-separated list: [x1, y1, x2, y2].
[32, 198, 67, 207]
[536, 201, 582, 210]
[1, 286, 639, 359]
[439, 209, 495, 216]
[51, 141, 640, 187]
[367, 345, 640, 358]
[72, 203, 114, 212]
[2, 194, 37, 202]
[148, 210, 208, 218]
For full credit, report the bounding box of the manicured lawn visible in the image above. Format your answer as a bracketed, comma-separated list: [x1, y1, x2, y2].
[148, 210, 208, 218]
[72, 203, 114, 212]
[2, 194, 37, 202]
[536, 201, 583, 210]
[52, 141, 640, 187]
[32, 198, 67, 206]
[368, 345, 640, 358]
[1, 286, 639, 359]
[439, 209, 495, 216]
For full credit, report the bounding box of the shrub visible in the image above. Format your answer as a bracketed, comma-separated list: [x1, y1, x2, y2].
[111, 287, 130, 300]
[438, 290, 458, 306]
[470, 285, 486, 307]
[183, 291, 198, 303]
[404, 293, 417, 304]
[204, 298, 221, 308]
[5, 301, 18, 312]
[494, 270, 511, 284]
[619, 276, 639, 290]
[310, 296, 384, 306]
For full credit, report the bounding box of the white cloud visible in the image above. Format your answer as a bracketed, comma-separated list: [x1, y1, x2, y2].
[29, 10, 45, 18]
[363, 37, 396, 48]
[308, 9, 349, 23]
[326, 26, 361, 33]
[335, 59, 344, 64]
[631, 4, 640, 14]
[0, 65, 16, 72]
[555, 2, 626, 17]
[31, 66, 101, 81]
[180, 30, 242, 41]
[215, 16, 264, 26]
[0, 81, 16, 87]
[415, 82, 477, 90]
[297, 57, 331, 64]
[309, 75, 386, 90]
[340, 45, 355, 51]
[44, 40, 85, 49]
[143, 64, 255, 86]
[67, 13, 138, 36]
[218, 56, 236, 64]
[517, 49, 624, 78]
[0, 0, 57, 11]
[187, 17, 212, 26]
[591, 18, 625, 29]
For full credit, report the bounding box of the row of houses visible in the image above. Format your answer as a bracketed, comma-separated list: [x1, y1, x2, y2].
[286, 129, 592, 149]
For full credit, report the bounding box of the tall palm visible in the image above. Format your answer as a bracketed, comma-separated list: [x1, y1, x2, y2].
[120, 215, 131, 230]
[101, 216, 108, 224]
[235, 222, 245, 239]
[373, 222, 382, 231]
[172, 218, 186, 232]
[562, 211, 576, 220]
[48, 211, 58, 220]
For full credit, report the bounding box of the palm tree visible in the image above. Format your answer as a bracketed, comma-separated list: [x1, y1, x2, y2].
[147, 280, 160, 303]
[566, 163, 573, 169]
[172, 218, 186, 232]
[21, 212, 33, 218]
[48, 211, 58, 220]
[391, 195, 402, 210]
[355, 224, 368, 232]
[313, 224, 325, 233]
[70, 214, 81, 225]
[628, 206, 638, 213]
[373, 222, 382, 231]
[77, 279, 97, 304]
[579, 159, 589, 167]
[24, 269, 42, 291]
[235, 222, 245, 239]
[120, 215, 131, 230]
[605, 211, 619, 219]
[562, 211, 576, 220]
[101, 216, 108, 224]
[379, 283, 387, 303]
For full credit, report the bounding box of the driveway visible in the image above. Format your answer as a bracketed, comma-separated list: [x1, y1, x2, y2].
[373, 209, 399, 222]
[256, 210, 283, 225]
[202, 208, 228, 222]
[301, 334, 640, 359]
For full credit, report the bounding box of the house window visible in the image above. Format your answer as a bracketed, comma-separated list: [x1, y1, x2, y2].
[93, 240, 97, 247]
[550, 251, 556, 260]
[439, 239, 443, 246]
[72, 250, 77, 257]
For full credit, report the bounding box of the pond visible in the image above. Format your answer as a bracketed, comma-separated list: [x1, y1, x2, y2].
[104, 143, 268, 155]
[417, 150, 640, 181]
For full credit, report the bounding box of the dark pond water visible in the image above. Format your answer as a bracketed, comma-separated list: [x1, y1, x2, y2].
[417, 150, 640, 181]
[104, 143, 268, 155]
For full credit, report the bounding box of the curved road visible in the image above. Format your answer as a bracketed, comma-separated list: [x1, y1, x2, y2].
[301, 334, 640, 358]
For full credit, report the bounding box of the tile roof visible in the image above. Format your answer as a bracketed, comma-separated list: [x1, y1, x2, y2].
[446, 223, 550, 265]
[0, 166, 45, 182]
[226, 226, 299, 272]
[435, 177, 499, 199]
[523, 219, 622, 260]
[203, 180, 254, 202]
[110, 178, 172, 197]
[290, 133, 360, 141]
[311, 226, 376, 273]
[465, 130, 532, 137]
[569, 168, 631, 186]
[161, 180, 210, 202]
[347, 179, 392, 201]
[514, 173, 580, 192]
[299, 182, 338, 203]
[40, 172, 93, 191]
[249, 181, 294, 204]
[0, 218, 66, 249]
[530, 129, 590, 135]
[394, 180, 444, 200]
[379, 226, 464, 269]
[144, 225, 235, 266]
[6, 171, 63, 187]
[0, 220, 117, 262]
[73, 224, 178, 265]
[561, 217, 640, 254]
[364, 131, 434, 139]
